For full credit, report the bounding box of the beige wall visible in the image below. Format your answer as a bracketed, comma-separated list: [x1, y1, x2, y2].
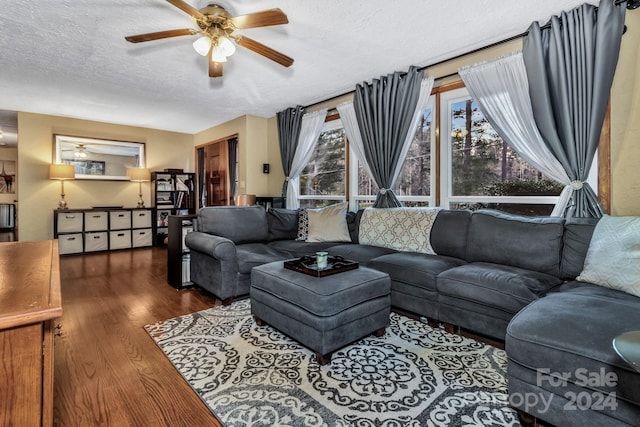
[266, 116, 284, 196]
[194, 114, 281, 197]
[610, 10, 640, 216]
[17, 112, 193, 241]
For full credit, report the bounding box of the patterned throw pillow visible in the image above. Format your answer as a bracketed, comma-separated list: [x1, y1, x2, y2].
[577, 215, 640, 297]
[358, 207, 441, 254]
[296, 209, 308, 241]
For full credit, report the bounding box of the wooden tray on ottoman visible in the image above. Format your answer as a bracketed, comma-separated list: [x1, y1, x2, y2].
[284, 256, 359, 278]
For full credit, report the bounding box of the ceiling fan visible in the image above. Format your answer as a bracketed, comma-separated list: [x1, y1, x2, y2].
[125, 0, 294, 77]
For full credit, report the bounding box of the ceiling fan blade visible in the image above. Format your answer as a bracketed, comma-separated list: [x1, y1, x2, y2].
[209, 50, 224, 77]
[231, 8, 288, 29]
[166, 0, 204, 19]
[235, 36, 294, 68]
[125, 28, 195, 43]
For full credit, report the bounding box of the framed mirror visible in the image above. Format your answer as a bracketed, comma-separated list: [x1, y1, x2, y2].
[54, 135, 146, 180]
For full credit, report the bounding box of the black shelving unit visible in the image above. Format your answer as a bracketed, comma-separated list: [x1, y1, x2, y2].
[255, 196, 286, 210]
[151, 171, 196, 246]
[167, 214, 197, 289]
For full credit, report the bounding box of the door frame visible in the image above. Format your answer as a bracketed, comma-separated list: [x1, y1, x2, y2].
[195, 134, 237, 210]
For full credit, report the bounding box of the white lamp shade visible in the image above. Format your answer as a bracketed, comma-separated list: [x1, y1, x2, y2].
[211, 47, 228, 62]
[49, 164, 75, 180]
[127, 167, 150, 182]
[218, 37, 236, 56]
[193, 36, 212, 56]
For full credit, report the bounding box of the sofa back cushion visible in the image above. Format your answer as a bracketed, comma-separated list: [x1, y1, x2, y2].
[359, 207, 441, 254]
[466, 210, 565, 276]
[267, 208, 299, 241]
[430, 209, 472, 259]
[560, 217, 599, 279]
[198, 206, 268, 244]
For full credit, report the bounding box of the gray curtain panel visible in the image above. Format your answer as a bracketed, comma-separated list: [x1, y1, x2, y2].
[277, 105, 305, 197]
[353, 66, 424, 208]
[227, 137, 238, 205]
[523, 0, 626, 218]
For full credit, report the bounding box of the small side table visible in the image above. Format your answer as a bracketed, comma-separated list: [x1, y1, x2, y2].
[613, 331, 640, 372]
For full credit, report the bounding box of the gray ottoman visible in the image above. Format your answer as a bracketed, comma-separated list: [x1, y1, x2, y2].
[250, 261, 391, 365]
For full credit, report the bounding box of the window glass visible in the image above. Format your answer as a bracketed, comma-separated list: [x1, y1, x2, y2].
[441, 88, 562, 215]
[299, 120, 346, 208]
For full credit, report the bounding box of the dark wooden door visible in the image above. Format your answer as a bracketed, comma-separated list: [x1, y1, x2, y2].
[204, 141, 228, 206]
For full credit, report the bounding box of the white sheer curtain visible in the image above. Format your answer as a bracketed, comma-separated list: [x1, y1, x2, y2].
[458, 52, 572, 217]
[336, 101, 372, 178]
[285, 109, 328, 209]
[337, 77, 435, 186]
[391, 77, 435, 186]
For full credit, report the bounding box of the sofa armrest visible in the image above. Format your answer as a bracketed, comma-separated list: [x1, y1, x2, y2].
[185, 231, 237, 262]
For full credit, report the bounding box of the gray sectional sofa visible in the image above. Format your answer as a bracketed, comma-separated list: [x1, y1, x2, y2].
[185, 205, 640, 426]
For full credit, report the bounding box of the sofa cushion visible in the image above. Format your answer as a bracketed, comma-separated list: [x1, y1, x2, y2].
[267, 240, 340, 259]
[198, 206, 268, 244]
[326, 244, 397, 265]
[306, 202, 351, 242]
[507, 283, 640, 411]
[358, 207, 441, 254]
[235, 243, 292, 274]
[577, 215, 640, 297]
[347, 211, 359, 243]
[438, 262, 563, 315]
[267, 208, 299, 241]
[370, 252, 466, 292]
[466, 210, 565, 276]
[430, 209, 471, 260]
[560, 217, 599, 279]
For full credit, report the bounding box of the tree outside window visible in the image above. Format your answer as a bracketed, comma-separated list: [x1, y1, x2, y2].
[299, 122, 346, 208]
[446, 95, 563, 215]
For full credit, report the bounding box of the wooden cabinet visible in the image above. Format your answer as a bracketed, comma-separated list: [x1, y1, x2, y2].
[151, 172, 196, 246]
[167, 215, 196, 289]
[0, 240, 62, 426]
[54, 208, 153, 254]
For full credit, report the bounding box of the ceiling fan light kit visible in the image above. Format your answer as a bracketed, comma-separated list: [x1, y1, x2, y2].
[74, 144, 88, 158]
[125, 0, 293, 78]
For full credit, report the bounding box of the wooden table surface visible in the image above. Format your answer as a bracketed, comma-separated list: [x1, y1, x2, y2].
[0, 239, 62, 427]
[0, 240, 62, 329]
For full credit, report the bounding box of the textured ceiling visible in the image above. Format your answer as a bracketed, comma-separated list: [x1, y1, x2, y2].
[0, 0, 596, 134]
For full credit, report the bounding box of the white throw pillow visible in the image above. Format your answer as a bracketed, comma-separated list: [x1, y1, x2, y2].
[359, 207, 441, 254]
[306, 202, 351, 243]
[577, 215, 640, 297]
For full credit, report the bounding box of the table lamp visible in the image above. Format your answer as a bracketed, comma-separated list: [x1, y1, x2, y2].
[127, 167, 150, 208]
[49, 164, 75, 209]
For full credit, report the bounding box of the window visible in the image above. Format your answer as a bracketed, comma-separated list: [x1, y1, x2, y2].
[350, 96, 436, 211]
[440, 87, 563, 215]
[306, 84, 594, 215]
[298, 119, 347, 208]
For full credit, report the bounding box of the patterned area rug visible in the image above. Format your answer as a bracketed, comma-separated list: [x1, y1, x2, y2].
[145, 300, 521, 426]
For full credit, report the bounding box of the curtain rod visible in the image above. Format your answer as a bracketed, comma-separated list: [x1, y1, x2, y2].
[304, 0, 633, 109]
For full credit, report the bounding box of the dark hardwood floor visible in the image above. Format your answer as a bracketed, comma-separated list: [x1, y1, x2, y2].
[53, 247, 223, 426]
